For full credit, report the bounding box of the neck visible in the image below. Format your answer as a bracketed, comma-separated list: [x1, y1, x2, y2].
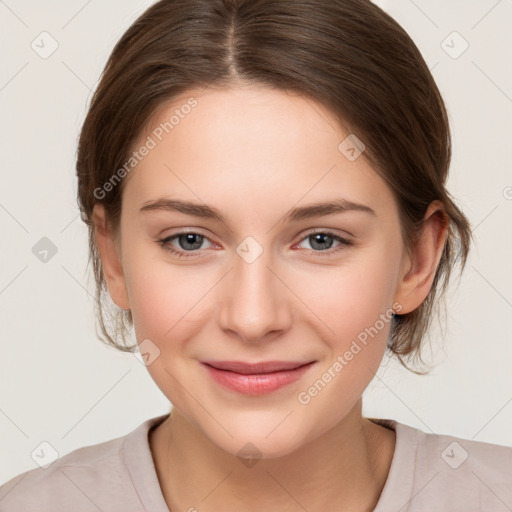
[149, 399, 395, 512]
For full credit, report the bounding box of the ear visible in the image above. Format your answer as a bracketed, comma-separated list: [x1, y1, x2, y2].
[393, 200, 449, 315]
[92, 203, 131, 311]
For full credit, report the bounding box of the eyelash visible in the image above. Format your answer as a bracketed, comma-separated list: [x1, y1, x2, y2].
[157, 230, 353, 259]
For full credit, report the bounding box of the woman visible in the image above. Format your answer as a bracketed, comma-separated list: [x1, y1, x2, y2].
[1, 0, 510, 510]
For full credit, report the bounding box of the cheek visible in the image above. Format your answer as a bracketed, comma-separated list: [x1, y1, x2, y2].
[126, 261, 213, 342]
[120, 233, 205, 338]
[293, 259, 396, 418]
[296, 253, 397, 346]
[122, 252, 215, 402]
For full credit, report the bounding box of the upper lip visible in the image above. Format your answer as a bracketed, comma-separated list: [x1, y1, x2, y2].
[201, 360, 314, 374]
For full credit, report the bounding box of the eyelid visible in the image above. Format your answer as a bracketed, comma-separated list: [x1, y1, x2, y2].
[159, 227, 216, 243]
[298, 227, 354, 242]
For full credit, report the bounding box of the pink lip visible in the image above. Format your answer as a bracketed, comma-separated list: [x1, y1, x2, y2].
[201, 360, 316, 395]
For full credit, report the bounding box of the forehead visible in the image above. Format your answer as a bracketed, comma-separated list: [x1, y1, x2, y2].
[122, 85, 396, 220]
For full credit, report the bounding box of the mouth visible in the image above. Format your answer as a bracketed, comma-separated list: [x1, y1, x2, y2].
[200, 360, 316, 395]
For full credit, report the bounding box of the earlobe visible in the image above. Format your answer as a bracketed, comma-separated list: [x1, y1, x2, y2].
[393, 201, 449, 314]
[92, 204, 131, 311]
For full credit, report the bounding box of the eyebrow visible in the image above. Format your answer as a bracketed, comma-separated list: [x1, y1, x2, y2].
[139, 197, 376, 223]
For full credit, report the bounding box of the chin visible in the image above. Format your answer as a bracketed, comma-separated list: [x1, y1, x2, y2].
[219, 433, 304, 461]
[201, 412, 317, 461]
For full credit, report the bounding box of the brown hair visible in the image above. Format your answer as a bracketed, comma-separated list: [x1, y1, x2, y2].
[76, 0, 472, 374]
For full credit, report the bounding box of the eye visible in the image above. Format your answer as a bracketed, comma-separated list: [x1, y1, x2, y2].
[295, 230, 353, 255]
[158, 229, 354, 259]
[158, 232, 214, 258]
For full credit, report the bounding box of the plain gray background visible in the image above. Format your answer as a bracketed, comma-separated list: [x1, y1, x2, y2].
[1, 0, 511, 486]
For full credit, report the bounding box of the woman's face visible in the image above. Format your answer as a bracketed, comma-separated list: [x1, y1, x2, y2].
[106, 85, 412, 457]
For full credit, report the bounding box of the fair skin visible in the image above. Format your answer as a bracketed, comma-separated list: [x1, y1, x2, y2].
[93, 84, 448, 511]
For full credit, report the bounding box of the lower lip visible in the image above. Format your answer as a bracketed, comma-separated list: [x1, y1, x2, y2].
[201, 362, 315, 395]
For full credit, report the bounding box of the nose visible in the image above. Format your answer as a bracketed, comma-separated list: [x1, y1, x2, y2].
[217, 243, 293, 343]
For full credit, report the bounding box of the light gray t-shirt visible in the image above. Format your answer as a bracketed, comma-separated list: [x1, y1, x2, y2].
[1, 413, 511, 511]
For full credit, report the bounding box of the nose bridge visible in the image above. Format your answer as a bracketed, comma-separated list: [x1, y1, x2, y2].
[218, 235, 291, 341]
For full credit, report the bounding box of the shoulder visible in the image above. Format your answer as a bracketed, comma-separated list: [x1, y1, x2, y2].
[0, 415, 169, 512]
[372, 418, 512, 512]
[417, 423, 512, 472]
